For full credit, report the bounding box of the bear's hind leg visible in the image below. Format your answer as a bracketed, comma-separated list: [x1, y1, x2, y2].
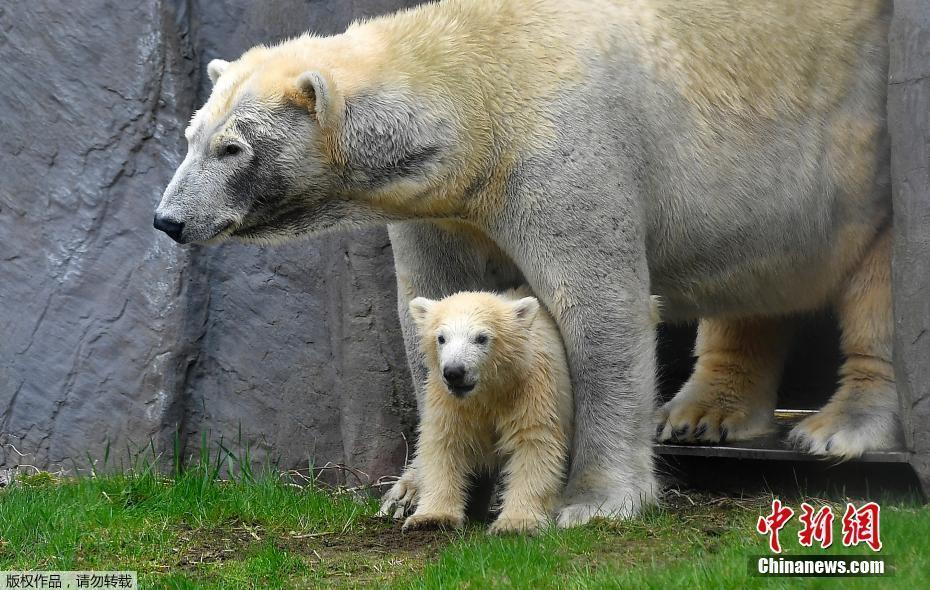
[789, 228, 902, 458]
[657, 317, 790, 443]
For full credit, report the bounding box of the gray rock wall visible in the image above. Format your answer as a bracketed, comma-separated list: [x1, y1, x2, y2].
[890, 0, 930, 495]
[0, 0, 422, 482]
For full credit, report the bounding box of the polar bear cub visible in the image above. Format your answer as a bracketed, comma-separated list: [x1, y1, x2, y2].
[402, 288, 572, 534]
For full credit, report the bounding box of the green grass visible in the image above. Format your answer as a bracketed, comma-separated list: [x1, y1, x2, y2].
[1, 466, 927, 589]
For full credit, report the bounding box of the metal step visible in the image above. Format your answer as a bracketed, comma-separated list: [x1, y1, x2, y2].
[655, 410, 911, 463]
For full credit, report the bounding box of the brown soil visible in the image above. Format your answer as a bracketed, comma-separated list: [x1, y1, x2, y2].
[175, 517, 456, 571]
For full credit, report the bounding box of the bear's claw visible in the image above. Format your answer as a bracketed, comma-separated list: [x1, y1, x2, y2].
[488, 514, 547, 535]
[378, 469, 419, 519]
[402, 513, 463, 532]
[787, 391, 901, 460]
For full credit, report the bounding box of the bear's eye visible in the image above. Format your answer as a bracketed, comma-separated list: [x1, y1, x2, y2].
[219, 143, 242, 158]
[437, 335, 445, 345]
[474, 334, 488, 345]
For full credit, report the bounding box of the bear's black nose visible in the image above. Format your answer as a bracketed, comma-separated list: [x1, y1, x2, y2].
[443, 364, 466, 385]
[154, 214, 185, 243]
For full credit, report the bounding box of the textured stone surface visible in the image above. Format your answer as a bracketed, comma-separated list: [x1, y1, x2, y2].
[0, 0, 421, 482]
[889, 0, 930, 495]
[0, 0, 196, 471]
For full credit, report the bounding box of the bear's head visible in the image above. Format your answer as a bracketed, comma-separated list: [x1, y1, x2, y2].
[155, 40, 463, 245]
[408, 292, 540, 399]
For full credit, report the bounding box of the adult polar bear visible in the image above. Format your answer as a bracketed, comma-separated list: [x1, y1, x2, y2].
[155, 0, 896, 525]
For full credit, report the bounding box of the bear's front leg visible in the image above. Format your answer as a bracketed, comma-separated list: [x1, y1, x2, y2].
[401, 438, 469, 532]
[492, 167, 658, 527]
[553, 294, 658, 527]
[490, 369, 571, 535]
[401, 396, 475, 532]
[490, 440, 564, 535]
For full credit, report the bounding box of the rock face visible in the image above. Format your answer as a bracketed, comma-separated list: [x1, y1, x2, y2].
[889, 0, 930, 495]
[0, 0, 422, 482]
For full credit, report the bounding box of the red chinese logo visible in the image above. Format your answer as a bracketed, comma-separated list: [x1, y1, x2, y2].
[841, 502, 882, 551]
[757, 499, 795, 553]
[756, 500, 883, 553]
[798, 502, 834, 549]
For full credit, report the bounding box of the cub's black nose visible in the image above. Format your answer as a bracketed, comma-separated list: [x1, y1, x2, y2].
[443, 364, 466, 385]
[154, 214, 185, 243]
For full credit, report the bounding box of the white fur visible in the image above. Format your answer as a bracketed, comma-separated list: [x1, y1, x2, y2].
[401, 289, 572, 534]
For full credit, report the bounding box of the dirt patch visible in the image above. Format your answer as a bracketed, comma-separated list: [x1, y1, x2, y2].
[174, 516, 456, 574]
[283, 518, 464, 588]
[175, 523, 263, 568]
[306, 519, 452, 555]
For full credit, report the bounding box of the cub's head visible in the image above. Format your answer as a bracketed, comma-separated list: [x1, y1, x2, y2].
[409, 292, 540, 399]
[155, 39, 458, 245]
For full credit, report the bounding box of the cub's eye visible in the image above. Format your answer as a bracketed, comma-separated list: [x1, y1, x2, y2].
[219, 143, 242, 158]
[474, 334, 488, 345]
[437, 335, 446, 345]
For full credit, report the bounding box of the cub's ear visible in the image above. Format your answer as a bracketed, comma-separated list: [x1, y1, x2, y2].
[295, 71, 343, 128]
[207, 59, 230, 86]
[408, 297, 437, 328]
[512, 297, 540, 327]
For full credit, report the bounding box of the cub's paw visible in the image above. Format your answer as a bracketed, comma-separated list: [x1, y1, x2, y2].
[656, 370, 775, 444]
[488, 514, 548, 535]
[402, 513, 463, 533]
[788, 384, 901, 460]
[378, 469, 419, 519]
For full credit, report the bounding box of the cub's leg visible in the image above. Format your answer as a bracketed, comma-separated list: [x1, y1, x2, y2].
[380, 221, 522, 518]
[657, 318, 790, 443]
[490, 384, 568, 534]
[490, 440, 566, 535]
[402, 385, 478, 532]
[789, 228, 901, 458]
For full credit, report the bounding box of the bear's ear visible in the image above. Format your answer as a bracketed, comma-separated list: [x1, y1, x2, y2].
[295, 70, 343, 129]
[408, 297, 437, 328]
[512, 297, 540, 327]
[207, 59, 230, 86]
